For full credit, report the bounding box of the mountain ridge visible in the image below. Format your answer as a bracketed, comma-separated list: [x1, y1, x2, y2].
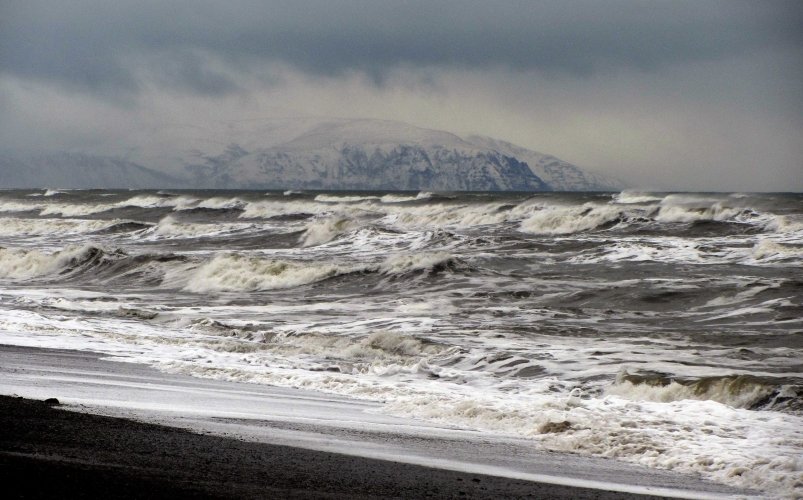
[0, 152, 182, 189]
[1, 119, 624, 191]
[184, 119, 623, 191]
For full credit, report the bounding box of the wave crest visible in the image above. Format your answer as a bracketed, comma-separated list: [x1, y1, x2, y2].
[299, 217, 361, 246]
[0, 245, 118, 279]
[608, 370, 799, 410]
[752, 240, 803, 262]
[380, 252, 470, 275]
[611, 191, 663, 204]
[184, 255, 343, 292]
[520, 204, 623, 235]
[0, 218, 114, 237]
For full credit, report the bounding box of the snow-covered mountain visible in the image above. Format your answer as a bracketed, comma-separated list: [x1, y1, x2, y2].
[0, 153, 181, 189]
[466, 135, 623, 191]
[1, 119, 623, 191]
[185, 119, 623, 191]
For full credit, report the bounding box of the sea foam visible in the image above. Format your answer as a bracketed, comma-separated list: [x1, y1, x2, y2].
[520, 204, 623, 235]
[184, 255, 344, 292]
[0, 245, 106, 279]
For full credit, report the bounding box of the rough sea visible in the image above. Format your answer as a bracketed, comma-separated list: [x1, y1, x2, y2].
[0, 188, 801, 496]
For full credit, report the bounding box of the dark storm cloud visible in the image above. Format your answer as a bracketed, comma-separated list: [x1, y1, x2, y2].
[1, 0, 801, 95]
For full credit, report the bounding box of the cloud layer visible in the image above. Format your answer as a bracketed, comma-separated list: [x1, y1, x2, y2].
[2, 0, 801, 190]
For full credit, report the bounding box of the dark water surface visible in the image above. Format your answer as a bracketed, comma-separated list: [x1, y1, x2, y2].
[0, 188, 801, 495]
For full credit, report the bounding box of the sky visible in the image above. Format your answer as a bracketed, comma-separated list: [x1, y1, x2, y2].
[1, 0, 801, 191]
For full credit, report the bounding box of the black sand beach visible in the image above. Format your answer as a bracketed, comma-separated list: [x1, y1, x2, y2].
[0, 344, 754, 499]
[0, 394, 663, 499]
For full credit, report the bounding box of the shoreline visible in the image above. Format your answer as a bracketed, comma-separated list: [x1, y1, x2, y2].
[0, 344, 752, 499]
[1, 394, 655, 499]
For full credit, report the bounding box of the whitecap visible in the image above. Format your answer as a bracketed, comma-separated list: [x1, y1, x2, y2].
[751, 239, 803, 262]
[380, 194, 419, 203]
[0, 245, 103, 279]
[298, 216, 361, 247]
[611, 191, 662, 204]
[314, 194, 380, 203]
[520, 203, 623, 235]
[183, 255, 344, 292]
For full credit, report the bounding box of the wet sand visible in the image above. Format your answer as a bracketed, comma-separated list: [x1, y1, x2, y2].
[1, 395, 663, 499]
[0, 344, 751, 499]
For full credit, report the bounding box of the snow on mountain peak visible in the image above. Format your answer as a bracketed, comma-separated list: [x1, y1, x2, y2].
[2, 117, 624, 191]
[279, 119, 477, 152]
[172, 118, 625, 191]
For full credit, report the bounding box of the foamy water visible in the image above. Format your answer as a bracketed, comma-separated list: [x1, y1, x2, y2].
[0, 188, 801, 497]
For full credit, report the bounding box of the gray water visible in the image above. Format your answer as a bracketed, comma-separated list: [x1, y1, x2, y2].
[0, 188, 801, 495]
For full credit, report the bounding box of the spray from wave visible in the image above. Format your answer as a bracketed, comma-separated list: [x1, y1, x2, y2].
[607, 370, 801, 411]
[0, 245, 115, 279]
[183, 255, 344, 292]
[520, 204, 624, 235]
[299, 217, 362, 247]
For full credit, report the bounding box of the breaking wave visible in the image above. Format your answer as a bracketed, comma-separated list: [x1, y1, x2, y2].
[313, 194, 380, 203]
[751, 240, 803, 262]
[38, 202, 116, 217]
[655, 203, 750, 224]
[190, 197, 247, 211]
[183, 255, 345, 292]
[379, 252, 471, 276]
[380, 194, 418, 203]
[253, 331, 454, 368]
[183, 251, 471, 293]
[0, 218, 115, 237]
[91, 221, 153, 234]
[0, 242, 470, 292]
[299, 217, 362, 246]
[520, 204, 624, 235]
[240, 199, 340, 219]
[0, 245, 117, 279]
[0, 200, 42, 213]
[608, 370, 801, 411]
[148, 216, 256, 239]
[611, 191, 663, 204]
[2, 191, 794, 242]
[0, 245, 191, 285]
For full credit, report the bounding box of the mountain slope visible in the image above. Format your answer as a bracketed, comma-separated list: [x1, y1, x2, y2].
[0, 153, 182, 189]
[186, 119, 617, 191]
[1, 119, 624, 191]
[466, 135, 623, 191]
[190, 120, 548, 190]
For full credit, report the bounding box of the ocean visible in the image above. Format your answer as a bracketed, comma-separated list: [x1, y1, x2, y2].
[0, 188, 801, 496]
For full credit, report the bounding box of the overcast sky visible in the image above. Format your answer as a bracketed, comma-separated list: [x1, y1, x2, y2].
[1, 0, 801, 190]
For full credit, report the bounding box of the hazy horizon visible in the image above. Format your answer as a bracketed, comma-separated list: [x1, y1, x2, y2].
[2, 1, 801, 191]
